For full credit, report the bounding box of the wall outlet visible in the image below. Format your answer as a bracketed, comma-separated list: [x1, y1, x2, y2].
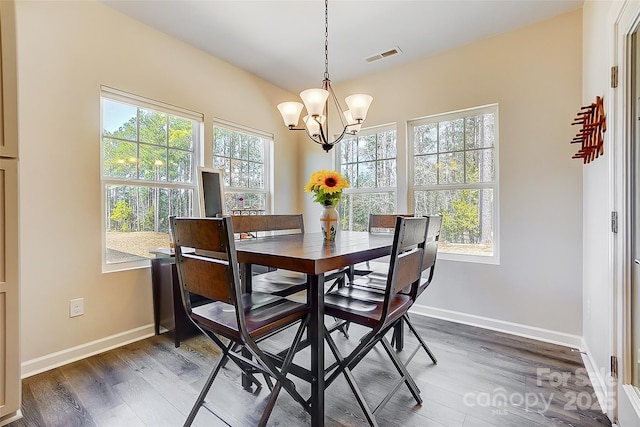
[70, 298, 84, 317]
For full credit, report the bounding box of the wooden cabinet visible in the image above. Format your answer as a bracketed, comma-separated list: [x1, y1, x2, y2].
[0, 160, 19, 425]
[0, 0, 17, 158]
[0, 0, 20, 425]
[150, 256, 208, 348]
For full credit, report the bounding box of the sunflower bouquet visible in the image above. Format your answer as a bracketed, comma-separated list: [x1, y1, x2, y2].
[304, 169, 350, 206]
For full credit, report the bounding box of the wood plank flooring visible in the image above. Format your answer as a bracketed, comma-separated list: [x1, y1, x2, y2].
[8, 316, 612, 427]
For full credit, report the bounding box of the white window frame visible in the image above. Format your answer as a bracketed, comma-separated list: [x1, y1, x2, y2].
[100, 86, 203, 272]
[336, 123, 398, 231]
[212, 119, 272, 214]
[408, 104, 500, 264]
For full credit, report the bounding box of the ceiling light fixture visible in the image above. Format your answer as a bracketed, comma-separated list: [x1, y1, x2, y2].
[276, 0, 373, 152]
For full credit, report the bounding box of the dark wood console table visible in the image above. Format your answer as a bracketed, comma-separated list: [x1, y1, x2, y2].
[150, 249, 205, 347]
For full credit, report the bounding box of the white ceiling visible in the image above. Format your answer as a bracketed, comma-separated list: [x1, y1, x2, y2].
[101, 0, 583, 93]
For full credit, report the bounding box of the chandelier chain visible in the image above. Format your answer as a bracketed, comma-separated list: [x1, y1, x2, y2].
[324, 0, 329, 80]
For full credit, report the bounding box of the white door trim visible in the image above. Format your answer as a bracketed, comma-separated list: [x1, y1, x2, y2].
[611, 1, 640, 425]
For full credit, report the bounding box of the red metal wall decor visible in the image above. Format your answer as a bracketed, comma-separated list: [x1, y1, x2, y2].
[571, 96, 606, 164]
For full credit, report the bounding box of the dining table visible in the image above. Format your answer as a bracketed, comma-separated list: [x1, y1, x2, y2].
[234, 230, 395, 427]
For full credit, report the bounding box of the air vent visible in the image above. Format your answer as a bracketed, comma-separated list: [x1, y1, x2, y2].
[365, 47, 403, 63]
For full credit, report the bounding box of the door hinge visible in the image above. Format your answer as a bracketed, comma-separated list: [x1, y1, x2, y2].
[611, 355, 618, 379]
[611, 211, 618, 233]
[611, 66, 619, 88]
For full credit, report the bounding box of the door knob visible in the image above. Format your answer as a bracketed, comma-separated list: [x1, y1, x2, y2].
[635, 259, 640, 264]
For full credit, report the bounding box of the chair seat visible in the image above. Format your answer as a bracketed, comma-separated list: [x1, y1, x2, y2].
[324, 290, 412, 328]
[192, 292, 307, 340]
[251, 269, 308, 296]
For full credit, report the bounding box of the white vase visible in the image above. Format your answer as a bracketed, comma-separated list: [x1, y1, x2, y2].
[319, 204, 339, 241]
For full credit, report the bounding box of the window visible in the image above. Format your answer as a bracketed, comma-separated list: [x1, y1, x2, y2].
[409, 104, 498, 263]
[338, 124, 397, 231]
[101, 88, 202, 270]
[213, 121, 271, 214]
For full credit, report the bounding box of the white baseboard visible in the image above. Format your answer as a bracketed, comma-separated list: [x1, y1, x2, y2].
[579, 339, 608, 414]
[409, 304, 583, 349]
[21, 324, 155, 378]
[0, 410, 23, 426]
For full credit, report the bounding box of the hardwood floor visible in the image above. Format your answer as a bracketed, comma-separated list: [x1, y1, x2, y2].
[9, 316, 611, 427]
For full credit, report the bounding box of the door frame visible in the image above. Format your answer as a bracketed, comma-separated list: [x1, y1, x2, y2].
[612, 1, 640, 425]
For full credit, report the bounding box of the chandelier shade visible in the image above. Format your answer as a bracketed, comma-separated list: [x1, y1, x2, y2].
[345, 94, 373, 121]
[300, 88, 329, 117]
[276, 0, 372, 152]
[277, 102, 305, 127]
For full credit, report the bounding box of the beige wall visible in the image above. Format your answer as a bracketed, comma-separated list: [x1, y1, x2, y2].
[305, 10, 584, 336]
[16, 0, 300, 367]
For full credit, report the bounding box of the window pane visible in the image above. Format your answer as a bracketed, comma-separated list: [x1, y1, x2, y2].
[230, 159, 248, 187]
[341, 163, 356, 187]
[414, 188, 493, 256]
[102, 99, 137, 141]
[414, 154, 437, 186]
[230, 132, 243, 159]
[339, 192, 395, 231]
[139, 109, 167, 146]
[214, 157, 231, 184]
[357, 161, 376, 188]
[105, 185, 193, 264]
[357, 134, 376, 162]
[377, 159, 396, 187]
[214, 128, 231, 157]
[139, 145, 167, 181]
[168, 116, 193, 150]
[214, 126, 270, 202]
[341, 136, 356, 164]
[377, 131, 396, 159]
[414, 123, 437, 155]
[439, 119, 464, 152]
[465, 114, 495, 149]
[466, 148, 494, 183]
[103, 138, 137, 179]
[438, 152, 464, 184]
[168, 149, 193, 182]
[248, 138, 263, 163]
[248, 161, 264, 189]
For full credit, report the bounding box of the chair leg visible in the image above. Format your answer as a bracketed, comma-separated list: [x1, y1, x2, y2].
[257, 316, 310, 427]
[403, 313, 437, 365]
[380, 337, 422, 404]
[324, 328, 379, 427]
[184, 342, 233, 427]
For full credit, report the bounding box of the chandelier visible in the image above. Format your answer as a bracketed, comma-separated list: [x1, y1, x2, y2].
[277, 0, 373, 153]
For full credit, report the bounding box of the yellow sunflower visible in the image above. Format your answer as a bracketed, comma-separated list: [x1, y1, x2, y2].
[304, 169, 350, 205]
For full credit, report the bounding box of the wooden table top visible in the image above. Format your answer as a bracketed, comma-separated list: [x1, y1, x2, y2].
[234, 231, 394, 275]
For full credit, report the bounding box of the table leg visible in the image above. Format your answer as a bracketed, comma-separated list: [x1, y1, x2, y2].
[241, 262, 253, 391]
[393, 319, 404, 351]
[309, 274, 325, 427]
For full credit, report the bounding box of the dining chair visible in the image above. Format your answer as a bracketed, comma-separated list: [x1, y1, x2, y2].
[170, 216, 311, 426]
[322, 216, 429, 426]
[325, 213, 414, 296]
[231, 214, 308, 297]
[348, 215, 442, 365]
[400, 215, 442, 365]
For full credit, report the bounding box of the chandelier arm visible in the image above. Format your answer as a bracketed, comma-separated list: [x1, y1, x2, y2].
[326, 81, 348, 129]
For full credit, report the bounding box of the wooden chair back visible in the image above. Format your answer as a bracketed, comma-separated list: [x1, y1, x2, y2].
[418, 215, 442, 296]
[231, 214, 304, 236]
[368, 213, 413, 233]
[385, 216, 428, 300]
[170, 217, 240, 310]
